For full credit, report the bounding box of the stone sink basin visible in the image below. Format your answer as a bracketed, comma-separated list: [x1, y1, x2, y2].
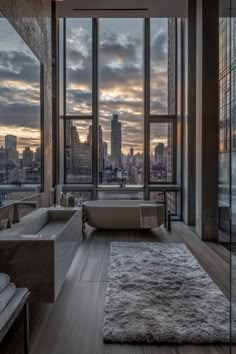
[0, 207, 82, 302]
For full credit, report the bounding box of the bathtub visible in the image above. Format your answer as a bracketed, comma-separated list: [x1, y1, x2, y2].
[84, 200, 165, 230]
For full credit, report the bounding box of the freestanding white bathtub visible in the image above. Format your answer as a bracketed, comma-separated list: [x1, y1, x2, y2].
[84, 200, 165, 230]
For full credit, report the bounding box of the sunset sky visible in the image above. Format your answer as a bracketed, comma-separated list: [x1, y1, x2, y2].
[0, 15, 169, 155]
[0, 15, 41, 153]
[66, 18, 169, 154]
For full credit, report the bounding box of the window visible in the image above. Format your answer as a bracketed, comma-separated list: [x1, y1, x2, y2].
[150, 122, 174, 183]
[0, 11, 42, 201]
[98, 19, 144, 186]
[65, 120, 92, 183]
[150, 191, 180, 217]
[62, 18, 179, 212]
[98, 191, 144, 200]
[66, 19, 92, 115]
[150, 19, 176, 115]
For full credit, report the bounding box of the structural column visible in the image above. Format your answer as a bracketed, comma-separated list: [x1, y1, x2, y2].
[195, 0, 219, 240]
[183, 0, 197, 226]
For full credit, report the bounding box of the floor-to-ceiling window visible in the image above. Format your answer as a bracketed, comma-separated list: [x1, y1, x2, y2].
[61, 17, 181, 217]
[219, 4, 236, 347]
[231, 10, 236, 349]
[65, 19, 93, 184]
[218, 17, 231, 238]
[98, 19, 144, 186]
[0, 11, 43, 206]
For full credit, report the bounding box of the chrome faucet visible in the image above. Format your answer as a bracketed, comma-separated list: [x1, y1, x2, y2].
[13, 201, 37, 223]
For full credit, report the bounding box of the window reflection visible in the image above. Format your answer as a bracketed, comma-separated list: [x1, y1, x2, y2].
[0, 12, 41, 205]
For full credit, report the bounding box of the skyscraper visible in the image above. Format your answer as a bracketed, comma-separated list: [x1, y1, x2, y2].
[98, 125, 104, 172]
[23, 146, 33, 168]
[155, 143, 164, 166]
[167, 19, 176, 213]
[5, 135, 17, 151]
[103, 142, 108, 157]
[111, 114, 121, 167]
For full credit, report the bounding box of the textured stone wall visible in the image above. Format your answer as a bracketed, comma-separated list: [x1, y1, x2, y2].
[0, 0, 53, 221]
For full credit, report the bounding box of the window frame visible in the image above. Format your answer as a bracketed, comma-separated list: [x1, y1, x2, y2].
[0, 12, 44, 191]
[61, 17, 181, 214]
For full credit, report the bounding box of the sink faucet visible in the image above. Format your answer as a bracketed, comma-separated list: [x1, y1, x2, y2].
[13, 201, 37, 223]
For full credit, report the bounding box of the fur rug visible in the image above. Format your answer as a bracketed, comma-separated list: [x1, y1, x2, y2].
[103, 242, 230, 344]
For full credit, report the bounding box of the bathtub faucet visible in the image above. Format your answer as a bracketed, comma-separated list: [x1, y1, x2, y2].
[13, 201, 37, 223]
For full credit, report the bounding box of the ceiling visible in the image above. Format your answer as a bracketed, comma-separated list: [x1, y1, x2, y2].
[56, 0, 188, 18]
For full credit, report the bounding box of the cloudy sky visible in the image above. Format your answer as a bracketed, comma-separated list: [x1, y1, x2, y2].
[0, 15, 41, 153]
[0, 16, 169, 156]
[66, 18, 169, 154]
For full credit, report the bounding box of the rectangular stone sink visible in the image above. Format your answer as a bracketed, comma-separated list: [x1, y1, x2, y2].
[0, 207, 82, 302]
[0, 208, 79, 239]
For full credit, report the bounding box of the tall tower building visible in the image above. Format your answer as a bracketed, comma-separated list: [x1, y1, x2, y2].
[167, 19, 176, 213]
[98, 125, 104, 171]
[155, 143, 165, 166]
[111, 114, 121, 167]
[103, 142, 108, 157]
[87, 125, 92, 145]
[5, 135, 17, 151]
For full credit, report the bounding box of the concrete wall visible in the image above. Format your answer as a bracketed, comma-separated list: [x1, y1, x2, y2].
[0, 0, 53, 221]
[195, 0, 219, 240]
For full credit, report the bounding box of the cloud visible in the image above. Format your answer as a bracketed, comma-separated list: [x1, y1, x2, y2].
[100, 40, 137, 63]
[0, 19, 170, 154]
[0, 102, 40, 129]
[0, 51, 40, 83]
[151, 32, 168, 65]
[0, 50, 41, 143]
[65, 24, 170, 152]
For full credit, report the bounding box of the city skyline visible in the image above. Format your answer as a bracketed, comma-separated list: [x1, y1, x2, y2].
[0, 133, 41, 185]
[66, 115, 171, 185]
[0, 15, 41, 153]
[0, 134, 40, 157]
[0, 16, 170, 155]
[66, 18, 169, 154]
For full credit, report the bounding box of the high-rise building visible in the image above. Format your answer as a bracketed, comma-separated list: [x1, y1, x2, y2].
[111, 114, 121, 167]
[167, 19, 176, 212]
[130, 147, 134, 156]
[5, 135, 17, 151]
[103, 142, 108, 157]
[23, 146, 33, 168]
[155, 143, 164, 166]
[87, 125, 92, 145]
[0, 147, 8, 179]
[98, 125, 104, 172]
[35, 147, 41, 163]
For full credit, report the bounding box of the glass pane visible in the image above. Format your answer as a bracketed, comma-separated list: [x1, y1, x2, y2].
[229, 9, 236, 348]
[231, 18, 236, 240]
[150, 191, 179, 216]
[150, 19, 176, 115]
[63, 191, 91, 205]
[0, 12, 41, 193]
[65, 120, 92, 183]
[98, 19, 144, 186]
[66, 19, 92, 115]
[150, 123, 174, 183]
[218, 18, 231, 238]
[98, 191, 144, 200]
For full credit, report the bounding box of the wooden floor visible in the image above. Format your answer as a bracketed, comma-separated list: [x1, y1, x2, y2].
[1, 222, 233, 354]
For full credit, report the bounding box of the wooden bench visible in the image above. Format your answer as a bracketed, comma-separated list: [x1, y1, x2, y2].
[0, 288, 30, 354]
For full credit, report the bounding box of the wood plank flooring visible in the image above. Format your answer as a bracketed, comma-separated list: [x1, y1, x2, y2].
[0, 223, 233, 354]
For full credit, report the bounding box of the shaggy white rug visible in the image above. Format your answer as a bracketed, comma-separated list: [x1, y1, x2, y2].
[103, 242, 230, 344]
